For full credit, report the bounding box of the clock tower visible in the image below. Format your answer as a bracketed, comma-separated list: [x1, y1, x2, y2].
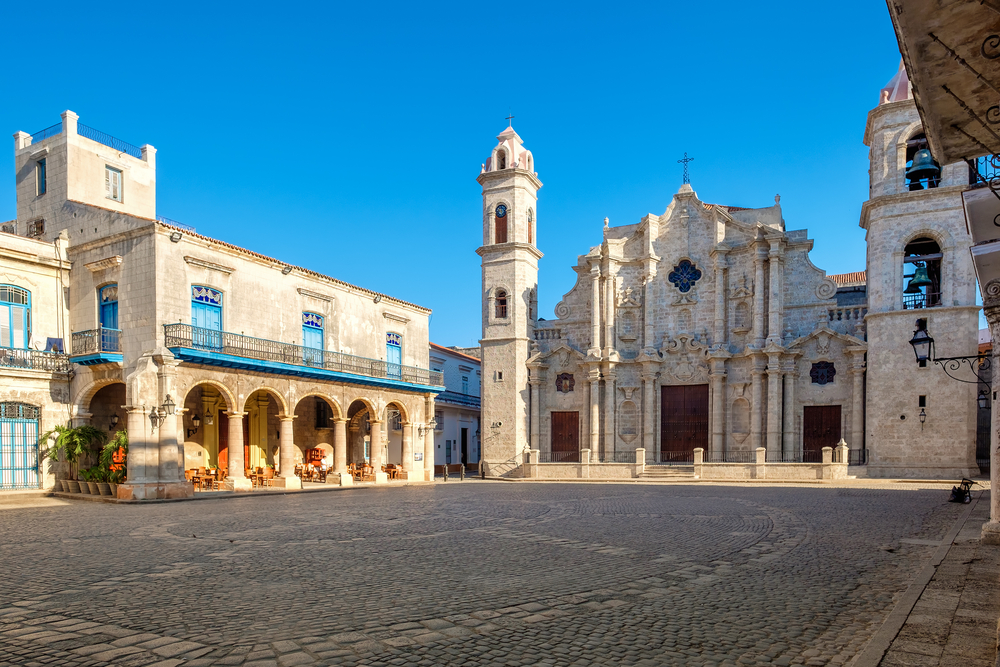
[476, 125, 543, 467]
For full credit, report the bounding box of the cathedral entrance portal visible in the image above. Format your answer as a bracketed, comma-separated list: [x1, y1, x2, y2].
[550, 411, 580, 463]
[660, 385, 708, 462]
[803, 405, 841, 462]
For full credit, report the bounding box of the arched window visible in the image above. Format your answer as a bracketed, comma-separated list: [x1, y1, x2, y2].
[903, 237, 942, 309]
[0, 286, 30, 349]
[497, 150, 506, 170]
[495, 290, 508, 319]
[527, 208, 534, 245]
[495, 204, 508, 244]
[905, 133, 940, 191]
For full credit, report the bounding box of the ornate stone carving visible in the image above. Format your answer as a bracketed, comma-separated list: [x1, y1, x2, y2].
[554, 301, 572, 319]
[555, 373, 575, 393]
[815, 278, 838, 300]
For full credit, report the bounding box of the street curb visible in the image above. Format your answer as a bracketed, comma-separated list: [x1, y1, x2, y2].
[848, 490, 983, 667]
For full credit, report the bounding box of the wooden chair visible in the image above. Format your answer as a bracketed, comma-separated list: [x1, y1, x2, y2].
[362, 464, 375, 482]
[261, 467, 275, 488]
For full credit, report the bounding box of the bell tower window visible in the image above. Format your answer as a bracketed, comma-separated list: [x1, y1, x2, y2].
[902, 237, 942, 309]
[495, 204, 508, 244]
[905, 133, 940, 191]
[497, 151, 506, 170]
[495, 290, 508, 319]
[527, 208, 534, 245]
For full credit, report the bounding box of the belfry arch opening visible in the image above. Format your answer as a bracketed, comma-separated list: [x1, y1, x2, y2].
[902, 237, 942, 309]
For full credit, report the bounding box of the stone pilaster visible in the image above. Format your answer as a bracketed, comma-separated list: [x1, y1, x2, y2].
[401, 421, 413, 473]
[604, 266, 618, 358]
[369, 419, 384, 471]
[602, 364, 617, 460]
[225, 412, 251, 492]
[766, 352, 783, 458]
[590, 263, 602, 354]
[712, 251, 728, 346]
[767, 241, 784, 344]
[641, 367, 657, 454]
[781, 359, 798, 458]
[709, 351, 729, 455]
[753, 243, 768, 347]
[750, 357, 765, 451]
[529, 369, 543, 453]
[424, 393, 436, 481]
[849, 350, 866, 452]
[589, 368, 601, 454]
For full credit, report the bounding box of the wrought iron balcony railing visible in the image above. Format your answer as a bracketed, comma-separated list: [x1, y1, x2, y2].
[77, 123, 143, 159]
[30, 123, 62, 144]
[72, 327, 121, 355]
[164, 324, 444, 387]
[0, 346, 70, 373]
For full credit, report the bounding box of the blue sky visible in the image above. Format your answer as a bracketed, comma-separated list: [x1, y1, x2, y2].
[1, 2, 907, 347]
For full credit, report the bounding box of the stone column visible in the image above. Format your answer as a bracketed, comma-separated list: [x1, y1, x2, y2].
[226, 412, 251, 491]
[709, 359, 727, 456]
[713, 253, 728, 345]
[276, 416, 301, 489]
[766, 354, 783, 458]
[589, 369, 601, 454]
[985, 301, 1000, 543]
[369, 420, 384, 471]
[750, 361, 765, 452]
[604, 267, 617, 358]
[157, 405, 179, 485]
[782, 362, 798, 458]
[175, 409, 187, 480]
[424, 394, 436, 481]
[642, 272, 656, 351]
[348, 424, 360, 464]
[767, 241, 784, 344]
[590, 264, 602, 353]
[401, 422, 413, 473]
[753, 244, 767, 347]
[641, 369, 657, 455]
[333, 418, 348, 474]
[603, 365, 617, 460]
[529, 374, 542, 453]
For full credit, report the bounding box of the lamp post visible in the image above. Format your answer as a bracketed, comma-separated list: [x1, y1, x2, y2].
[908, 319, 991, 384]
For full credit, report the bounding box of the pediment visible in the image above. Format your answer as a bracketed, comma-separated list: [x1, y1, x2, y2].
[787, 326, 866, 352]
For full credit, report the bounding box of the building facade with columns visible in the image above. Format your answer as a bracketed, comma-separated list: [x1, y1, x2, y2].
[478, 64, 980, 478]
[1, 111, 443, 497]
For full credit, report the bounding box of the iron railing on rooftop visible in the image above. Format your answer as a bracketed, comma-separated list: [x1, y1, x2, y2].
[0, 347, 70, 373]
[969, 155, 1000, 187]
[71, 327, 121, 355]
[164, 323, 444, 387]
[77, 123, 143, 159]
[30, 123, 62, 144]
[156, 215, 196, 233]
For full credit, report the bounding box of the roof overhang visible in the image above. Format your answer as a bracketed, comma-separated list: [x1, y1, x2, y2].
[886, 1, 1000, 163]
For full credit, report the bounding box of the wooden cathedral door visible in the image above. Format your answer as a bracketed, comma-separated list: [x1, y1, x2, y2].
[802, 405, 842, 462]
[550, 412, 580, 462]
[660, 385, 709, 461]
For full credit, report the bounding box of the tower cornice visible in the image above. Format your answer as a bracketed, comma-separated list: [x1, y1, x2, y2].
[859, 184, 968, 230]
[477, 168, 543, 190]
[476, 242, 544, 261]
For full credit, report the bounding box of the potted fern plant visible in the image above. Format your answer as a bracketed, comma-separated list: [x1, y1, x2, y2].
[39, 424, 107, 494]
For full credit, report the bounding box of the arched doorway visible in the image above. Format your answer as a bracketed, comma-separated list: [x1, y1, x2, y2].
[180, 383, 232, 472]
[347, 400, 373, 467]
[243, 389, 284, 473]
[384, 400, 409, 466]
[88, 383, 126, 436]
[293, 394, 341, 476]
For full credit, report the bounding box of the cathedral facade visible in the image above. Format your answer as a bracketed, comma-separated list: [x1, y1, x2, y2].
[478, 64, 980, 478]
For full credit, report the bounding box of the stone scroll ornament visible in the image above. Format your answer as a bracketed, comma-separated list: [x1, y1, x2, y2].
[554, 301, 572, 319]
[815, 279, 838, 300]
[555, 373, 575, 393]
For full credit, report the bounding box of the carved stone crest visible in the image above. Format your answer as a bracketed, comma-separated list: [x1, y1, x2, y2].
[556, 373, 575, 393]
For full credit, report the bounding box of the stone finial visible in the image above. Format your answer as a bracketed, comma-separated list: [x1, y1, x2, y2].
[603, 217, 609, 229]
[774, 194, 780, 205]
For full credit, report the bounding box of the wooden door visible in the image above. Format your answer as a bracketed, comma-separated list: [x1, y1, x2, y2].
[218, 415, 229, 474]
[551, 411, 580, 462]
[660, 385, 709, 460]
[803, 405, 842, 462]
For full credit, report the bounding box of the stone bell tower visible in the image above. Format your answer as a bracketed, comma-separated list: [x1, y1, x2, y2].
[477, 125, 543, 466]
[862, 62, 979, 478]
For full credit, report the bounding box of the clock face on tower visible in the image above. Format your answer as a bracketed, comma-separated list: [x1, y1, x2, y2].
[495, 204, 507, 218]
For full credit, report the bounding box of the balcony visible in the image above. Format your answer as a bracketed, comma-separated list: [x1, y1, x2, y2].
[435, 390, 481, 409]
[0, 347, 71, 373]
[71, 327, 122, 365]
[164, 324, 444, 391]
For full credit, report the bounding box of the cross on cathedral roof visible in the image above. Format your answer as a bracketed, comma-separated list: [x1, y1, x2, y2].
[677, 152, 694, 184]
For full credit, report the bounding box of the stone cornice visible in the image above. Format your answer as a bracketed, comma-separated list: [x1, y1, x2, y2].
[84, 255, 123, 272]
[297, 288, 333, 302]
[183, 256, 235, 274]
[859, 185, 967, 230]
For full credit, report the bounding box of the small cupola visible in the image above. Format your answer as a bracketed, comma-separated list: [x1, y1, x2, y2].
[483, 125, 534, 174]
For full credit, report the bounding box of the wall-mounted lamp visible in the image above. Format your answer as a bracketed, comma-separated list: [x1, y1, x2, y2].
[919, 408, 927, 430]
[148, 395, 177, 430]
[281, 265, 293, 275]
[169, 231, 183, 243]
[979, 390, 990, 410]
[109, 413, 120, 430]
[205, 408, 214, 426]
[149, 407, 163, 429]
[187, 414, 201, 438]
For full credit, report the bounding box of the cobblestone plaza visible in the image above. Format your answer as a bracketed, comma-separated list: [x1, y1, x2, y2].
[0, 483, 972, 666]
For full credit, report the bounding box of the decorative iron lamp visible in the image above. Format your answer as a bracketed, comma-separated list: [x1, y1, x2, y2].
[149, 407, 163, 429]
[187, 414, 201, 438]
[979, 391, 990, 410]
[205, 409, 214, 426]
[919, 408, 927, 430]
[109, 413, 120, 430]
[162, 394, 176, 416]
[908, 319, 934, 364]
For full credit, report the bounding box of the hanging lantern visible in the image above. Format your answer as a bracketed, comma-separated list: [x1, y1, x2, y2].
[908, 319, 934, 363]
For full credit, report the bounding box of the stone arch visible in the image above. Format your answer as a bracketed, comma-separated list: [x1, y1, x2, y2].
[494, 146, 509, 170]
[72, 377, 127, 415]
[242, 385, 289, 416]
[894, 120, 925, 175]
[175, 378, 237, 413]
[294, 392, 344, 421]
[347, 397, 377, 423]
[383, 399, 411, 424]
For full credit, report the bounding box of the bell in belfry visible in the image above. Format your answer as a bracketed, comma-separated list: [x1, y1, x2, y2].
[906, 149, 940, 189]
[905, 263, 933, 293]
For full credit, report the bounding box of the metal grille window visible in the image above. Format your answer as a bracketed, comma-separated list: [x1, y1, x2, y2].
[105, 166, 122, 202]
[902, 237, 942, 309]
[26, 220, 44, 238]
[315, 397, 332, 429]
[0, 402, 40, 490]
[810, 362, 836, 385]
[495, 290, 508, 319]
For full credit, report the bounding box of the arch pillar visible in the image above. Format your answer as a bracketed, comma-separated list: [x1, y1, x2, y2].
[225, 412, 252, 492]
[274, 416, 301, 489]
[401, 421, 413, 474]
[370, 420, 388, 483]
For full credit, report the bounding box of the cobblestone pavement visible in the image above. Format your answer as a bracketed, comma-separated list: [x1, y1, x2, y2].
[0, 482, 971, 666]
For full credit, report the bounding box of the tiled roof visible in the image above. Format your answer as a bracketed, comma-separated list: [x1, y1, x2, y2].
[828, 271, 867, 287]
[430, 342, 481, 364]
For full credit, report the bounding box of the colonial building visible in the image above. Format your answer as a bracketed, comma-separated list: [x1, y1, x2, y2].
[478, 63, 980, 478]
[1, 111, 443, 497]
[428, 342, 481, 469]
